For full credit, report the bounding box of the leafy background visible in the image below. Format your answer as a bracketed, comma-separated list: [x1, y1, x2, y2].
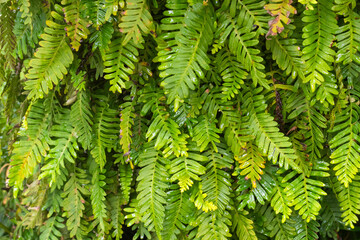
[1, 0, 360, 239]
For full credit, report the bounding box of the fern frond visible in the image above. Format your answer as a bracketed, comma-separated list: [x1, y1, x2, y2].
[243, 87, 300, 172]
[146, 94, 188, 158]
[70, 90, 93, 150]
[39, 215, 65, 240]
[302, 0, 337, 91]
[161, 3, 214, 105]
[89, 22, 114, 60]
[162, 184, 195, 240]
[103, 35, 140, 93]
[215, 48, 247, 100]
[108, 193, 125, 240]
[61, 167, 89, 238]
[91, 93, 119, 170]
[119, 0, 153, 45]
[61, 0, 90, 51]
[283, 161, 329, 222]
[293, 215, 320, 240]
[266, 36, 305, 80]
[332, 0, 356, 15]
[193, 210, 232, 240]
[329, 89, 360, 187]
[219, 0, 270, 36]
[119, 163, 133, 204]
[192, 116, 221, 152]
[90, 161, 108, 232]
[333, 175, 360, 228]
[19, 0, 32, 27]
[136, 143, 168, 238]
[120, 101, 135, 157]
[169, 144, 207, 192]
[236, 142, 266, 188]
[24, 10, 74, 100]
[39, 108, 78, 188]
[8, 101, 51, 197]
[83, 0, 107, 28]
[0, 2, 16, 70]
[217, 13, 268, 88]
[259, 204, 296, 240]
[270, 173, 292, 222]
[232, 210, 257, 240]
[319, 191, 342, 239]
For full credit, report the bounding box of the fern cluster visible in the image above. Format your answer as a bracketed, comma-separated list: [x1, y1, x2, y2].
[1, 0, 360, 239]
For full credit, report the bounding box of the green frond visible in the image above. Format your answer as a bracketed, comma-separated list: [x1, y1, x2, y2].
[24, 10, 74, 100]
[335, 10, 360, 65]
[19, 0, 32, 27]
[270, 173, 292, 222]
[0, 2, 16, 70]
[120, 101, 135, 157]
[192, 116, 221, 152]
[62, 0, 90, 51]
[293, 215, 320, 240]
[236, 142, 266, 189]
[83, 0, 107, 28]
[231, 210, 257, 240]
[319, 191, 342, 239]
[216, 12, 268, 88]
[103, 36, 141, 93]
[329, 89, 360, 187]
[333, 175, 360, 228]
[219, 0, 269, 36]
[146, 95, 188, 157]
[242, 87, 300, 172]
[108, 193, 125, 240]
[258, 204, 296, 240]
[161, 3, 214, 105]
[286, 90, 327, 164]
[91, 94, 119, 170]
[315, 73, 339, 107]
[61, 167, 89, 238]
[136, 143, 169, 238]
[119, 163, 133, 204]
[215, 48, 247, 100]
[302, 0, 337, 91]
[119, 0, 153, 45]
[201, 144, 233, 211]
[39, 108, 78, 188]
[14, 10, 45, 59]
[90, 161, 108, 232]
[8, 101, 51, 197]
[70, 90, 93, 150]
[266, 36, 305, 80]
[162, 184, 195, 240]
[169, 144, 207, 192]
[283, 161, 329, 222]
[89, 22, 114, 60]
[39, 215, 65, 240]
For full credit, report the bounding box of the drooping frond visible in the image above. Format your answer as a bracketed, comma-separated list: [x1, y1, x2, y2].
[91, 93, 119, 170]
[103, 35, 141, 93]
[283, 161, 329, 222]
[89, 22, 114, 60]
[302, 0, 337, 91]
[61, 167, 89, 238]
[61, 0, 90, 51]
[39, 108, 78, 188]
[70, 90, 93, 150]
[216, 12, 268, 88]
[24, 9, 74, 100]
[0, 2, 16, 70]
[119, 0, 154, 45]
[161, 3, 214, 105]
[192, 116, 221, 152]
[8, 101, 51, 197]
[242, 87, 300, 172]
[120, 100, 135, 157]
[136, 143, 168, 238]
[119, 163, 133, 204]
[108, 193, 125, 240]
[232, 210, 258, 240]
[39, 215, 65, 240]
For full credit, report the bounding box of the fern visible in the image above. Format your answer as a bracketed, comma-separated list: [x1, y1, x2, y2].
[8, 101, 51, 197]
[24, 9, 74, 100]
[89, 22, 114, 60]
[0, 2, 16, 70]
[119, 0, 153, 45]
[39, 215, 65, 240]
[108, 193, 124, 239]
[232, 210, 258, 240]
[302, 0, 337, 91]
[136, 143, 168, 238]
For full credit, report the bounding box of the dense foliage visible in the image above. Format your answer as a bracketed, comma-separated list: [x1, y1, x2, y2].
[1, 0, 360, 239]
